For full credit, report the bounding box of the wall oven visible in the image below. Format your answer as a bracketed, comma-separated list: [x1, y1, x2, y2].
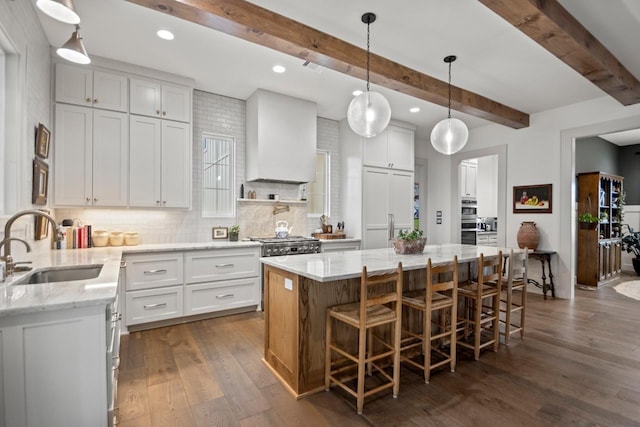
[461, 198, 478, 219]
[461, 198, 478, 245]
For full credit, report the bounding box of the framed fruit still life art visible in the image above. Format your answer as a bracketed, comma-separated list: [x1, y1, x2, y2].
[513, 184, 552, 214]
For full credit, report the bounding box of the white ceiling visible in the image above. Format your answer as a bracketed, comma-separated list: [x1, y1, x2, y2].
[35, 0, 640, 141]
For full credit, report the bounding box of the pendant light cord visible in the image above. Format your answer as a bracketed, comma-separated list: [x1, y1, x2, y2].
[366, 20, 371, 92]
[447, 60, 452, 119]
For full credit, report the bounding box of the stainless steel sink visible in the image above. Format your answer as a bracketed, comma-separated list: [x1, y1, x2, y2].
[13, 265, 103, 285]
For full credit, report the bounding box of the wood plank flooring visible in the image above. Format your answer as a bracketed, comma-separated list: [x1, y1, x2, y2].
[118, 275, 640, 426]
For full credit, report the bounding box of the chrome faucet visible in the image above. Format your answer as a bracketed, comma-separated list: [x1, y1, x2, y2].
[1, 209, 60, 277]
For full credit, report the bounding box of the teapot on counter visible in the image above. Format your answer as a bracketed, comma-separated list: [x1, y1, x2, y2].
[275, 220, 293, 239]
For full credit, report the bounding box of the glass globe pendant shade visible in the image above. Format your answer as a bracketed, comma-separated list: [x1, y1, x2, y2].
[36, 0, 80, 24]
[347, 90, 392, 138]
[430, 117, 469, 155]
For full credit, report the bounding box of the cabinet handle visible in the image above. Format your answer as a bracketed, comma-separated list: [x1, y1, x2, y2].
[86, 197, 91, 202]
[120, 260, 127, 268]
[163, 201, 167, 205]
[112, 312, 122, 323]
[162, 111, 166, 116]
[112, 355, 121, 370]
[93, 98, 98, 104]
[215, 263, 234, 268]
[144, 269, 167, 275]
[216, 294, 234, 299]
[156, 109, 161, 115]
[85, 97, 91, 103]
[156, 200, 160, 204]
[143, 303, 167, 310]
[94, 198, 98, 203]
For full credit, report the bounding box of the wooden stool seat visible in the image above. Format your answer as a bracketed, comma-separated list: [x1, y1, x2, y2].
[325, 263, 403, 414]
[400, 257, 458, 384]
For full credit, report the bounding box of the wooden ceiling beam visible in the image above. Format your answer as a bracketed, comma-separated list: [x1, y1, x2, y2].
[126, 0, 529, 129]
[479, 0, 640, 106]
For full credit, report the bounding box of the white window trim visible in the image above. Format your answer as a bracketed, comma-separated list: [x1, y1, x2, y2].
[201, 132, 236, 218]
[307, 149, 330, 218]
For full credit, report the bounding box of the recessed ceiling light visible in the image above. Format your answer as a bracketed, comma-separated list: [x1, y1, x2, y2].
[157, 30, 174, 40]
[410, 107, 420, 113]
[352, 90, 363, 96]
[273, 65, 286, 73]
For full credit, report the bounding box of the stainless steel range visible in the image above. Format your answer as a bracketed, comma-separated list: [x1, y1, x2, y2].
[250, 236, 320, 257]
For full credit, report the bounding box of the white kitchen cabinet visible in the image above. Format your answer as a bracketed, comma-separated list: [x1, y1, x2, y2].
[0, 302, 118, 427]
[184, 248, 260, 314]
[362, 166, 414, 249]
[477, 232, 497, 247]
[129, 116, 191, 208]
[54, 104, 129, 207]
[55, 62, 128, 112]
[362, 124, 414, 171]
[125, 285, 184, 325]
[124, 252, 184, 291]
[320, 240, 361, 252]
[130, 77, 191, 123]
[460, 159, 478, 198]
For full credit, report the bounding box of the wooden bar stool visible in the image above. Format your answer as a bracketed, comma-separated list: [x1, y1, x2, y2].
[457, 251, 502, 360]
[500, 248, 528, 344]
[325, 263, 403, 414]
[401, 257, 458, 383]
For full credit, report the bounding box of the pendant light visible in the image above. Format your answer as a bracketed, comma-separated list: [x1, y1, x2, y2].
[347, 12, 391, 138]
[430, 55, 468, 155]
[57, 25, 91, 65]
[36, 0, 81, 24]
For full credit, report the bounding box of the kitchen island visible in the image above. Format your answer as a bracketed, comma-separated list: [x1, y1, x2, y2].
[260, 243, 508, 398]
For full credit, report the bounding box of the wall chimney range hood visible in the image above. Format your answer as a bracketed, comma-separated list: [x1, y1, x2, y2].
[246, 89, 317, 183]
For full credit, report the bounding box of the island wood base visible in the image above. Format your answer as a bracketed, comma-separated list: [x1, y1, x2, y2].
[263, 264, 446, 397]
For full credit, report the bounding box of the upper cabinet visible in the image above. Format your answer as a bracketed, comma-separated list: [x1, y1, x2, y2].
[460, 159, 478, 198]
[55, 63, 128, 112]
[362, 125, 414, 171]
[130, 78, 191, 123]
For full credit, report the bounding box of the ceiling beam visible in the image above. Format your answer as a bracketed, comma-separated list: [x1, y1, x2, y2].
[479, 0, 640, 106]
[126, 0, 529, 129]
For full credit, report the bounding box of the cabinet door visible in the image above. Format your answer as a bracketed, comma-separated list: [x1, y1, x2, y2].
[161, 84, 191, 122]
[389, 170, 414, 234]
[130, 78, 162, 118]
[362, 167, 391, 249]
[362, 130, 389, 168]
[54, 104, 93, 206]
[387, 126, 414, 171]
[466, 162, 478, 198]
[92, 70, 128, 112]
[92, 110, 128, 206]
[129, 116, 162, 207]
[55, 62, 93, 107]
[161, 120, 191, 208]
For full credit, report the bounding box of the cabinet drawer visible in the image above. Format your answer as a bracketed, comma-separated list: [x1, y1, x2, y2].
[184, 277, 259, 315]
[125, 253, 183, 291]
[185, 249, 259, 284]
[125, 286, 184, 325]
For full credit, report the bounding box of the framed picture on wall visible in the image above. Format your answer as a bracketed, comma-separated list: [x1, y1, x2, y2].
[32, 158, 49, 205]
[212, 227, 228, 239]
[35, 123, 51, 159]
[513, 184, 552, 213]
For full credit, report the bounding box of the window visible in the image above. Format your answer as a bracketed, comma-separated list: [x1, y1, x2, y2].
[307, 150, 330, 216]
[202, 133, 235, 217]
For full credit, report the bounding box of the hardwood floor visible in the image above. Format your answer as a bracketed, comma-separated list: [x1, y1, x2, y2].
[118, 275, 640, 426]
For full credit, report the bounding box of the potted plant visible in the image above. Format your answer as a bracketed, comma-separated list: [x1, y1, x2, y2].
[577, 213, 599, 230]
[621, 225, 640, 275]
[229, 225, 240, 242]
[392, 229, 426, 254]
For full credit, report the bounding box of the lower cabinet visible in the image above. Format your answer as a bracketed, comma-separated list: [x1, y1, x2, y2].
[477, 233, 497, 247]
[123, 247, 260, 330]
[0, 301, 120, 427]
[319, 240, 361, 253]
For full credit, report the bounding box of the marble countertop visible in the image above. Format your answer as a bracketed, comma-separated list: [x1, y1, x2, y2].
[0, 240, 262, 317]
[260, 244, 515, 282]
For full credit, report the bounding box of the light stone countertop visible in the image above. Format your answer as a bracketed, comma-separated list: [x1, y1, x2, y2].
[260, 244, 517, 282]
[0, 240, 262, 317]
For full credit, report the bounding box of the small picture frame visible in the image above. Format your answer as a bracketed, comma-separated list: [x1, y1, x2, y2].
[35, 123, 51, 159]
[212, 227, 228, 239]
[34, 210, 50, 241]
[513, 184, 552, 214]
[32, 158, 49, 205]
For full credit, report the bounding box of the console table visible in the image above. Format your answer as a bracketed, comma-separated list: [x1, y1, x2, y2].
[528, 250, 556, 299]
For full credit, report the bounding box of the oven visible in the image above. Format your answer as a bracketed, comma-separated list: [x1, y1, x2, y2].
[461, 197, 479, 245]
[461, 198, 478, 219]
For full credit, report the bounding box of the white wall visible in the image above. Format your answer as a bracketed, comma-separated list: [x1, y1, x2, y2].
[417, 95, 640, 299]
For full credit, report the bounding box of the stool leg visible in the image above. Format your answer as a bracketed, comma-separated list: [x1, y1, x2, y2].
[424, 305, 432, 384]
[393, 316, 401, 398]
[504, 284, 512, 345]
[357, 326, 366, 414]
[521, 284, 527, 338]
[325, 314, 332, 391]
[492, 293, 500, 352]
[450, 304, 457, 373]
[474, 298, 481, 360]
